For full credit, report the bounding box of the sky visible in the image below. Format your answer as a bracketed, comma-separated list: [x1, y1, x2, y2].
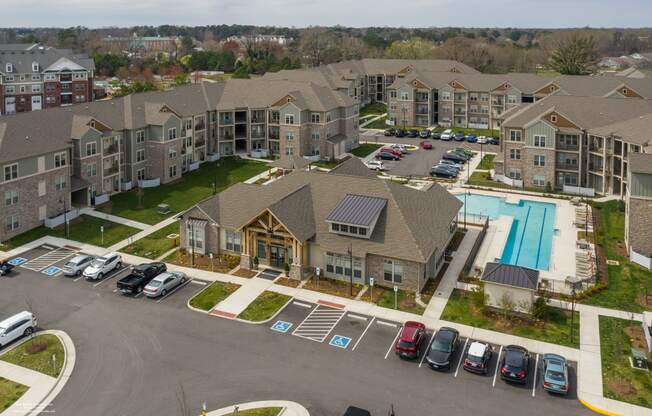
[4, 0, 652, 29]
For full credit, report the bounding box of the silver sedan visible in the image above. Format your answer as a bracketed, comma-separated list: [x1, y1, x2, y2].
[143, 271, 187, 298]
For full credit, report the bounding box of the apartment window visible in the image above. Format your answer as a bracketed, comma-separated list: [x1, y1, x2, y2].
[4, 164, 18, 181]
[311, 131, 320, 140]
[400, 92, 409, 100]
[285, 147, 294, 156]
[46, 96, 56, 104]
[54, 151, 67, 168]
[87, 163, 97, 177]
[284, 114, 295, 125]
[326, 112, 332, 122]
[533, 135, 546, 147]
[533, 175, 546, 187]
[225, 231, 241, 252]
[44, 74, 55, 81]
[509, 149, 521, 160]
[19, 86, 26, 93]
[507, 95, 518, 104]
[54, 175, 67, 191]
[168, 148, 177, 159]
[5, 190, 18, 206]
[31, 74, 40, 81]
[136, 130, 145, 143]
[285, 132, 294, 141]
[169, 165, 177, 178]
[136, 149, 146, 162]
[31, 84, 42, 93]
[534, 155, 546, 167]
[86, 142, 97, 156]
[509, 130, 522, 142]
[185, 119, 193, 131]
[5, 63, 12, 73]
[136, 169, 146, 181]
[383, 259, 403, 283]
[5, 215, 19, 232]
[5, 86, 15, 94]
[390, 90, 397, 98]
[167, 128, 177, 140]
[311, 113, 320, 123]
[508, 168, 522, 180]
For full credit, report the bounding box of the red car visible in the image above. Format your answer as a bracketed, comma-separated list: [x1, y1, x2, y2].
[420, 141, 433, 149]
[395, 321, 426, 359]
[380, 147, 402, 157]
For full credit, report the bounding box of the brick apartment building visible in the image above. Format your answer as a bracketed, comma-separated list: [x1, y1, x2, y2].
[0, 43, 94, 115]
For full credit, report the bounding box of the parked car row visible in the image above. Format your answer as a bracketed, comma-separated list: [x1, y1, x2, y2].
[431, 148, 473, 178]
[384, 127, 499, 145]
[375, 144, 408, 161]
[394, 321, 570, 395]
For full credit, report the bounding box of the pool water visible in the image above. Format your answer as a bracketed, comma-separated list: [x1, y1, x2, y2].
[456, 193, 557, 271]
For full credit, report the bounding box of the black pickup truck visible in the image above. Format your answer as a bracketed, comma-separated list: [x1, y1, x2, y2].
[116, 262, 166, 294]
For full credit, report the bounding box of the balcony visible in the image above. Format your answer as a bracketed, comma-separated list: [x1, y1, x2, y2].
[415, 93, 429, 103]
[103, 164, 119, 177]
[195, 139, 206, 148]
[103, 144, 119, 156]
[556, 162, 579, 171]
[556, 142, 579, 151]
[588, 164, 604, 173]
[454, 109, 466, 115]
[415, 105, 429, 115]
[492, 99, 504, 106]
[589, 146, 604, 154]
[194, 121, 206, 131]
[220, 134, 234, 141]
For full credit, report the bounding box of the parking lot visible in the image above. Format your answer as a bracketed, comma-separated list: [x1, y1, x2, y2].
[0, 244, 589, 416]
[268, 300, 581, 406]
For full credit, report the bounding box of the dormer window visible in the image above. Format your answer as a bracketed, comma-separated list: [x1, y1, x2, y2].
[326, 194, 386, 240]
[5, 63, 12, 73]
[32, 62, 39, 72]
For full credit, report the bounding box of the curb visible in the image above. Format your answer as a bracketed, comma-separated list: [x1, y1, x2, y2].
[579, 399, 622, 416]
[233, 293, 295, 325]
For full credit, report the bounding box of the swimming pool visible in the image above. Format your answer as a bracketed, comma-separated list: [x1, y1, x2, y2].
[456, 193, 557, 271]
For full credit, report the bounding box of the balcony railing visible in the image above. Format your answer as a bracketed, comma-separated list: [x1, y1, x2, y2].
[556, 163, 579, 171]
[220, 134, 234, 141]
[195, 139, 206, 148]
[194, 121, 206, 131]
[219, 117, 233, 125]
[556, 143, 579, 151]
[588, 164, 604, 172]
[103, 144, 119, 155]
[492, 99, 504, 106]
[415, 94, 429, 103]
[104, 164, 119, 176]
[416, 106, 429, 115]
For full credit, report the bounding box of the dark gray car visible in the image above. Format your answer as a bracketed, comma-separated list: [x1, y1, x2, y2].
[425, 327, 459, 371]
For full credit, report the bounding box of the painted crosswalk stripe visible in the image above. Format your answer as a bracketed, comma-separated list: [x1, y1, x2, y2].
[292, 305, 345, 343]
[21, 248, 76, 272]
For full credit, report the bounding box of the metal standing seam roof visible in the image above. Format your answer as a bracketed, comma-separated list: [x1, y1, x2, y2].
[326, 194, 388, 227]
[480, 262, 540, 290]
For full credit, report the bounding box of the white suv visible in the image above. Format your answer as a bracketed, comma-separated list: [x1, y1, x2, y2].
[0, 311, 37, 348]
[366, 160, 386, 171]
[83, 252, 122, 280]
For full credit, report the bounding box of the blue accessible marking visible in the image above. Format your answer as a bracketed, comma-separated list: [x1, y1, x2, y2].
[8, 257, 27, 266]
[329, 335, 352, 349]
[42, 266, 62, 276]
[271, 320, 292, 333]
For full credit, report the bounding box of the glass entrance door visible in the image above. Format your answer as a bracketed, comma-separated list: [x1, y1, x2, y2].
[270, 245, 286, 268]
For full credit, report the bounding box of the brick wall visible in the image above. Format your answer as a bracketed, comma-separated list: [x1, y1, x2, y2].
[365, 253, 425, 292]
[627, 196, 652, 256]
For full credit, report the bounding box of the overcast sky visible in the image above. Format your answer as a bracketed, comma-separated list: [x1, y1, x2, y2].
[5, 0, 652, 28]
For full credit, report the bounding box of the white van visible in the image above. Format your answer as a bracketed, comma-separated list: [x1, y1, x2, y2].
[0, 311, 37, 348]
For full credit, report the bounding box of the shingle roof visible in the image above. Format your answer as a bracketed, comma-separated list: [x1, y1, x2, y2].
[481, 262, 539, 290]
[329, 157, 377, 178]
[194, 169, 462, 263]
[326, 194, 388, 226]
[628, 153, 652, 175]
[0, 45, 94, 73]
[588, 114, 652, 146]
[269, 156, 312, 170]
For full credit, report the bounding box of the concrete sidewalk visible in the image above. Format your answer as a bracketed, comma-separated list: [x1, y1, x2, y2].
[106, 215, 179, 252]
[0, 330, 76, 416]
[80, 207, 150, 230]
[211, 276, 276, 317]
[207, 400, 309, 416]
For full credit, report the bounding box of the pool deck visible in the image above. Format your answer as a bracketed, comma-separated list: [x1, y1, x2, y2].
[452, 188, 577, 291]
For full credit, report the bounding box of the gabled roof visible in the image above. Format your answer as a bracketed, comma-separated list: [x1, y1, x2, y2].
[329, 157, 377, 178]
[194, 169, 462, 263]
[481, 262, 539, 290]
[269, 155, 312, 170]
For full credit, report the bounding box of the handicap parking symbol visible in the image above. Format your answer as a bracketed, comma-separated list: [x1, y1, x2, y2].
[41, 266, 62, 276]
[7, 257, 27, 266]
[271, 320, 292, 333]
[329, 335, 352, 349]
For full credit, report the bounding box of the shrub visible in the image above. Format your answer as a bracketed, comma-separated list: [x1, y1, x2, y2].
[532, 296, 549, 320]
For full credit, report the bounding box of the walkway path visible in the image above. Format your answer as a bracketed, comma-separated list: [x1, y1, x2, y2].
[423, 227, 480, 320]
[0, 330, 76, 416]
[105, 215, 179, 253]
[207, 400, 309, 416]
[210, 276, 276, 318]
[359, 113, 386, 129]
[80, 207, 150, 230]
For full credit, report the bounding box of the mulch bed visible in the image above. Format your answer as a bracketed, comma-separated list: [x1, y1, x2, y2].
[167, 250, 239, 273]
[232, 268, 258, 278]
[303, 277, 364, 299]
[275, 277, 301, 288]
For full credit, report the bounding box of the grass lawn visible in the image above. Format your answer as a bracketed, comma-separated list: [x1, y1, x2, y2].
[467, 171, 512, 189]
[237, 291, 292, 322]
[0, 215, 139, 250]
[313, 160, 341, 170]
[189, 281, 240, 311]
[535, 69, 561, 77]
[583, 201, 652, 312]
[441, 289, 580, 348]
[224, 408, 282, 416]
[375, 287, 425, 315]
[0, 334, 65, 377]
[600, 316, 652, 408]
[0, 378, 27, 412]
[477, 154, 496, 170]
[97, 157, 267, 224]
[360, 102, 387, 117]
[363, 115, 389, 130]
[120, 222, 180, 260]
[350, 143, 382, 158]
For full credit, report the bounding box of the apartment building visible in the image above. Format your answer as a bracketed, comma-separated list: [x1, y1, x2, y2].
[0, 43, 94, 115]
[0, 79, 358, 242]
[625, 153, 652, 269]
[103, 35, 179, 57]
[495, 95, 652, 195]
[386, 71, 652, 130]
[179, 158, 462, 291]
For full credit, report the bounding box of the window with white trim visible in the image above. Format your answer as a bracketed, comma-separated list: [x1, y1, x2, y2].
[311, 131, 320, 140]
[400, 92, 409, 100]
[509, 130, 522, 142]
[86, 142, 97, 156]
[284, 114, 294, 125]
[86, 163, 97, 177]
[310, 113, 320, 123]
[136, 168, 146, 181]
[167, 128, 177, 140]
[54, 175, 67, 191]
[136, 130, 146, 143]
[509, 149, 521, 160]
[534, 155, 546, 167]
[5, 215, 19, 232]
[285, 132, 294, 141]
[383, 259, 403, 283]
[4, 164, 18, 181]
[5, 190, 18, 206]
[168, 165, 177, 178]
[54, 151, 67, 168]
[533, 175, 545, 187]
[225, 231, 241, 252]
[533, 135, 546, 147]
[136, 149, 146, 162]
[5, 63, 12, 73]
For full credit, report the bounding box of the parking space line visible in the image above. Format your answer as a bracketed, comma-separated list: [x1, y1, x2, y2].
[418, 332, 436, 368]
[347, 313, 367, 321]
[384, 327, 402, 360]
[292, 301, 312, 308]
[190, 280, 207, 286]
[532, 354, 539, 397]
[492, 345, 503, 387]
[293, 305, 346, 342]
[351, 317, 375, 351]
[21, 247, 77, 272]
[454, 338, 469, 377]
[156, 279, 192, 303]
[377, 320, 397, 328]
[92, 267, 126, 288]
[72, 275, 84, 282]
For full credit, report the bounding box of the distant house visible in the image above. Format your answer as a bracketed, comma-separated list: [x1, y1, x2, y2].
[481, 262, 540, 314]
